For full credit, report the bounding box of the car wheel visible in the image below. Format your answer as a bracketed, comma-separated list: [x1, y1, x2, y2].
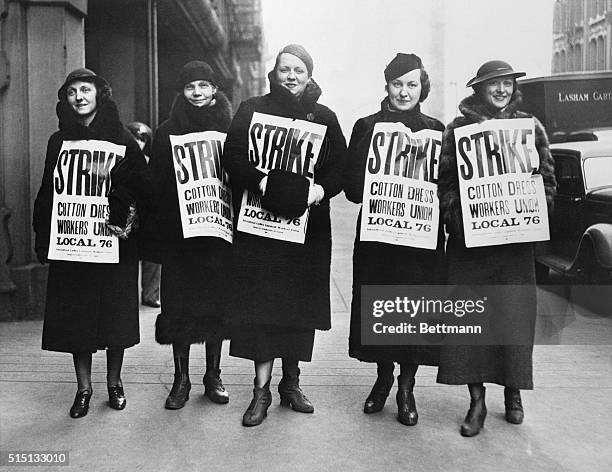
[535, 262, 549, 284]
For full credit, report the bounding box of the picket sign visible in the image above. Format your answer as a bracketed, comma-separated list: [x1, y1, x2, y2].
[237, 112, 327, 244]
[454, 118, 549, 247]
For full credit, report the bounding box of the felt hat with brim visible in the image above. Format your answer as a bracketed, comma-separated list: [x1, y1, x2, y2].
[466, 60, 526, 87]
[58, 68, 109, 99]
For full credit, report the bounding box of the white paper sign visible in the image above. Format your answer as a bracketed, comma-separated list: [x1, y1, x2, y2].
[48, 140, 122, 263]
[170, 131, 233, 243]
[454, 118, 550, 247]
[359, 122, 442, 249]
[237, 112, 327, 244]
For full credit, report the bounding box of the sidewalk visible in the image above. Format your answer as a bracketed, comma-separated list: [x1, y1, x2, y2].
[1, 196, 611, 472]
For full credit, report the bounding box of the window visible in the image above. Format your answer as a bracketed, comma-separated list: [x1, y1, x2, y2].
[553, 52, 561, 73]
[575, 43, 583, 71]
[554, 154, 584, 196]
[588, 0, 596, 19]
[596, 36, 605, 70]
[588, 39, 597, 69]
[583, 156, 612, 191]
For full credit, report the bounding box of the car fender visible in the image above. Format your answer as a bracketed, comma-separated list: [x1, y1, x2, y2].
[578, 223, 612, 269]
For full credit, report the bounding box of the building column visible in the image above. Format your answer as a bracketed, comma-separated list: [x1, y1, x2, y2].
[0, 0, 86, 320]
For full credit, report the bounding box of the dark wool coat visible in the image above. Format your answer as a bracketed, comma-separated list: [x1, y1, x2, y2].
[34, 99, 151, 353]
[436, 91, 556, 389]
[345, 99, 446, 364]
[147, 92, 233, 345]
[222, 79, 347, 333]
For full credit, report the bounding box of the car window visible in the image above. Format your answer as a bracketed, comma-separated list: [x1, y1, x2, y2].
[583, 156, 612, 191]
[553, 154, 583, 196]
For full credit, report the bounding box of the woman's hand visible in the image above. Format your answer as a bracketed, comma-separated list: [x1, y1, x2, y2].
[36, 247, 49, 264]
[307, 184, 325, 206]
[259, 176, 268, 195]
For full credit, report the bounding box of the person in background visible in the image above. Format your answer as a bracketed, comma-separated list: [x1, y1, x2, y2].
[126, 121, 161, 309]
[345, 53, 445, 426]
[34, 68, 150, 418]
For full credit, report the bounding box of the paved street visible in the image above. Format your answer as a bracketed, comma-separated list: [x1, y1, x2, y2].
[1, 195, 611, 472]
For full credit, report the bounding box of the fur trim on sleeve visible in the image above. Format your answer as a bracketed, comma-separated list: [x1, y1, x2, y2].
[438, 118, 466, 238]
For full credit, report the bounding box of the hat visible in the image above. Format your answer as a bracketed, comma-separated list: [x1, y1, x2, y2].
[126, 122, 152, 142]
[275, 44, 314, 77]
[384, 53, 422, 82]
[466, 60, 526, 87]
[176, 61, 216, 90]
[57, 68, 109, 100]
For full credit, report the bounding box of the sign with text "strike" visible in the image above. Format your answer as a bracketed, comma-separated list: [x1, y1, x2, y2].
[48, 140, 121, 263]
[454, 118, 550, 247]
[237, 112, 327, 244]
[360, 122, 442, 249]
[170, 131, 233, 243]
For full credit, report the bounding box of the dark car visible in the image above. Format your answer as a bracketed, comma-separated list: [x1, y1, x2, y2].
[536, 137, 612, 283]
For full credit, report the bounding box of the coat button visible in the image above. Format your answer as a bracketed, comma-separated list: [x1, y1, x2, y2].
[306, 113, 315, 121]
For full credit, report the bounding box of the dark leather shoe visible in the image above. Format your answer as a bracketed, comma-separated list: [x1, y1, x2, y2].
[364, 375, 394, 414]
[165, 375, 191, 410]
[242, 380, 272, 427]
[142, 298, 160, 308]
[461, 385, 486, 437]
[203, 370, 229, 404]
[396, 375, 418, 426]
[278, 370, 314, 413]
[108, 385, 126, 410]
[70, 389, 92, 418]
[504, 387, 524, 424]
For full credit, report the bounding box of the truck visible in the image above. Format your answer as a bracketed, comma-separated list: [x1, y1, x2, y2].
[518, 72, 612, 283]
[519, 71, 612, 142]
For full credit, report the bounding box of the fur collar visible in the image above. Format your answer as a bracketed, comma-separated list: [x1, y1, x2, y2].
[458, 90, 524, 123]
[56, 99, 124, 141]
[168, 90, 233, 133]
[267, 70, 322, 115]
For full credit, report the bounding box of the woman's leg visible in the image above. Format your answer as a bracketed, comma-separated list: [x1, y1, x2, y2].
[203, 339, 229, 403]
[165, 343, 191, 410]
[364, 361, 395, 414]
[461, 383, 487, 437]
[278, 358, 314, 413]
[106, 348, 124, 387]
[141, 261, 161, 307]
[243, 359, 274, 427]
[504, 387, 524, 424]
[255, 359, 274, 387]
[70, 352, 93, 418]
[106, 349, 126, 410]
[397, 362, 418, 426]
[73, 352, 92, 392]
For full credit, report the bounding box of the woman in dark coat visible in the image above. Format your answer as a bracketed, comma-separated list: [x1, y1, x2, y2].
[345, 53, 445, 426]
[148, 61, 233, 410]
[437, 60, 556, 437]
[33, 68, 151, 418]
[222, 44, 347, 426]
